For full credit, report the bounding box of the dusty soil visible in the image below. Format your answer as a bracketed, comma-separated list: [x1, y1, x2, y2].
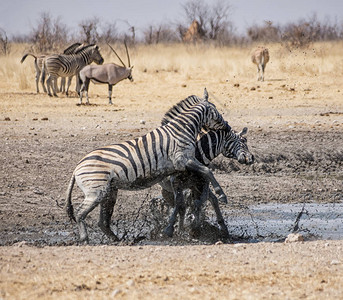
[1, 45, 343, 298]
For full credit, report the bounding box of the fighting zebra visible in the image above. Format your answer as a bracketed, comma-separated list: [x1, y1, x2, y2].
[160, 127, 254, 238]
[251, 46, 270, 81]
[64, 89, 231, 243]
[42, 44, 104, 97]
[20, 42, 82, 93]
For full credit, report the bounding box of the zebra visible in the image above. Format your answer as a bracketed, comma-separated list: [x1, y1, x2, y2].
[59, 43, 84, 93]
[42, 44, 104, 97]
[20, 42, 82, 94]
[64, 89, 231, 243]
[160, 127, 254, 238]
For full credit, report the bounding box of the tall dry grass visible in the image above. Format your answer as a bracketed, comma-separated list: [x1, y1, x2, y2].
[1, 41, 342, 93]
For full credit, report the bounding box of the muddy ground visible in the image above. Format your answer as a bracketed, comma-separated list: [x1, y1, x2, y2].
[1, 49, 343, 298]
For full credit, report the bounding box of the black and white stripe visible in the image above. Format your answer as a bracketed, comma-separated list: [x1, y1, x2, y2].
[59, 43, 83, 93]
[160, 127, 254, 238]
[42, 44, 104, 97]
[20, 42, 82, 94]
[64, 89, 231, 243]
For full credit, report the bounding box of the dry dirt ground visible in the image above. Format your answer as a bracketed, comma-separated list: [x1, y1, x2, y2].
[0, 44, 343, 299]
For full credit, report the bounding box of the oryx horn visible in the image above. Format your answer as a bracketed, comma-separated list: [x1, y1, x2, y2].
[124, 40, 131, 67]
[107, 43, 126, 67]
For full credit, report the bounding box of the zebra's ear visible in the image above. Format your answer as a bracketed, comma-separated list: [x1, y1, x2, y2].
[239, 127, 248, 136]
[203, 88, 208, 102]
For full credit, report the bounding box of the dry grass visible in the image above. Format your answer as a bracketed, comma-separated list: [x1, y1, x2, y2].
[3, 41, 342, 94]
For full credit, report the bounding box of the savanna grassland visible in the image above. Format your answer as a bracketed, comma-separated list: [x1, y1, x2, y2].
[0, 42, 343, 299]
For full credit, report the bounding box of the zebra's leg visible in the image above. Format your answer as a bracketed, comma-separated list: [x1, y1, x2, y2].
[50, 77, 58, 97]
[35, 68, 40, 93]
[65, 76, 73, 97]
[257, 65, 261, 81]
[185, 159, 227, 204]
[46, 75, 53, 97]
[98, 189, 119, 242]
[208, 190, 230, 239]
[108, 84, 113, 104]
[164, 178, 185, 237]
[191, 182, 209, 234]
[75, 191, 104, 243]
[60, 77, 66, 93]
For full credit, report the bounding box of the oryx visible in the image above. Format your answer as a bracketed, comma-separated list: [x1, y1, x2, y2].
[78, 42, 134, 105]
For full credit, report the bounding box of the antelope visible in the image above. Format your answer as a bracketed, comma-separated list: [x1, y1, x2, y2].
[78, 42, 133, 105]
[251, 47, 270, 81]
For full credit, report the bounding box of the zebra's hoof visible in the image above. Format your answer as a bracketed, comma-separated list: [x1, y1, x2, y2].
[218, 194, 227, 204]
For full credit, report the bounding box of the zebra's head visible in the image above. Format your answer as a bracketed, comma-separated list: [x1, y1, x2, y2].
[223, 127, 254, 165]
[90, 45, 104, 65]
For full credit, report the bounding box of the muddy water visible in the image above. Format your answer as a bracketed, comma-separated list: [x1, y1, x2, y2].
[222, 203, 343, 242]
[2, 202, 342, 246]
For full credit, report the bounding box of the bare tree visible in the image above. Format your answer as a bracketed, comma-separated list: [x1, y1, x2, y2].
[181, 0, 208, 38]
[247, 21, 280, 43]
[143, 23, 178, 44]
[79, 17, 100, 44]
[100, 21, 118, 44]
[178, 0, 234, 44]
[208, 1, 233, 40]
[30, 12, 69, 52]
[0, 28, 11, 55]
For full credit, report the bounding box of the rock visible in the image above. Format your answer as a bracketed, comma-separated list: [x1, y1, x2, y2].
[285, 233, 304, 243]
[111, 289, 122, 297]
[126, 279, 135, 287]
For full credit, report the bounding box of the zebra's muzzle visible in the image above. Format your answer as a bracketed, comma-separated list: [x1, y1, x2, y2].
[238, 152, 254, 165]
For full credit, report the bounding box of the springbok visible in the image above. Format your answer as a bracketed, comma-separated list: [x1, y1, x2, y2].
[251, 47, 270, 81]
[79, 42, 133, 105]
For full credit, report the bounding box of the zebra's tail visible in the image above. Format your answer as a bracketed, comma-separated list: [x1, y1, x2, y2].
[65, 174, 76, 222]
[20, 53, 37, 64]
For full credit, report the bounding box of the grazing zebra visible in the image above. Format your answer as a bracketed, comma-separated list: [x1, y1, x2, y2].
[251, 46, 270, 81]
[42, 44, 104, 97]
[64, 89, 231, 243]
[20, 43, 82, 93]
[160, 127, 254, 238]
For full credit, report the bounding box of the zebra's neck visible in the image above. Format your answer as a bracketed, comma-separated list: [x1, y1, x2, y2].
[195, 130, 233, 165]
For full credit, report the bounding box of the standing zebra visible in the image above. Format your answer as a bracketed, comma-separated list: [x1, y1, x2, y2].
[65, 89, 231, 243]
[160, 127, 254, 238]
[42, 44, 104, 97]
[59, 43, 84, 93]
[20, 42, 82, 93]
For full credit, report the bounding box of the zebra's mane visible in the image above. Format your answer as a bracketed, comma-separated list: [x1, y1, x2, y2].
[63, 42, 82, 54]
[74, 44, 96, 54]
[161, 95, 204, 126]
